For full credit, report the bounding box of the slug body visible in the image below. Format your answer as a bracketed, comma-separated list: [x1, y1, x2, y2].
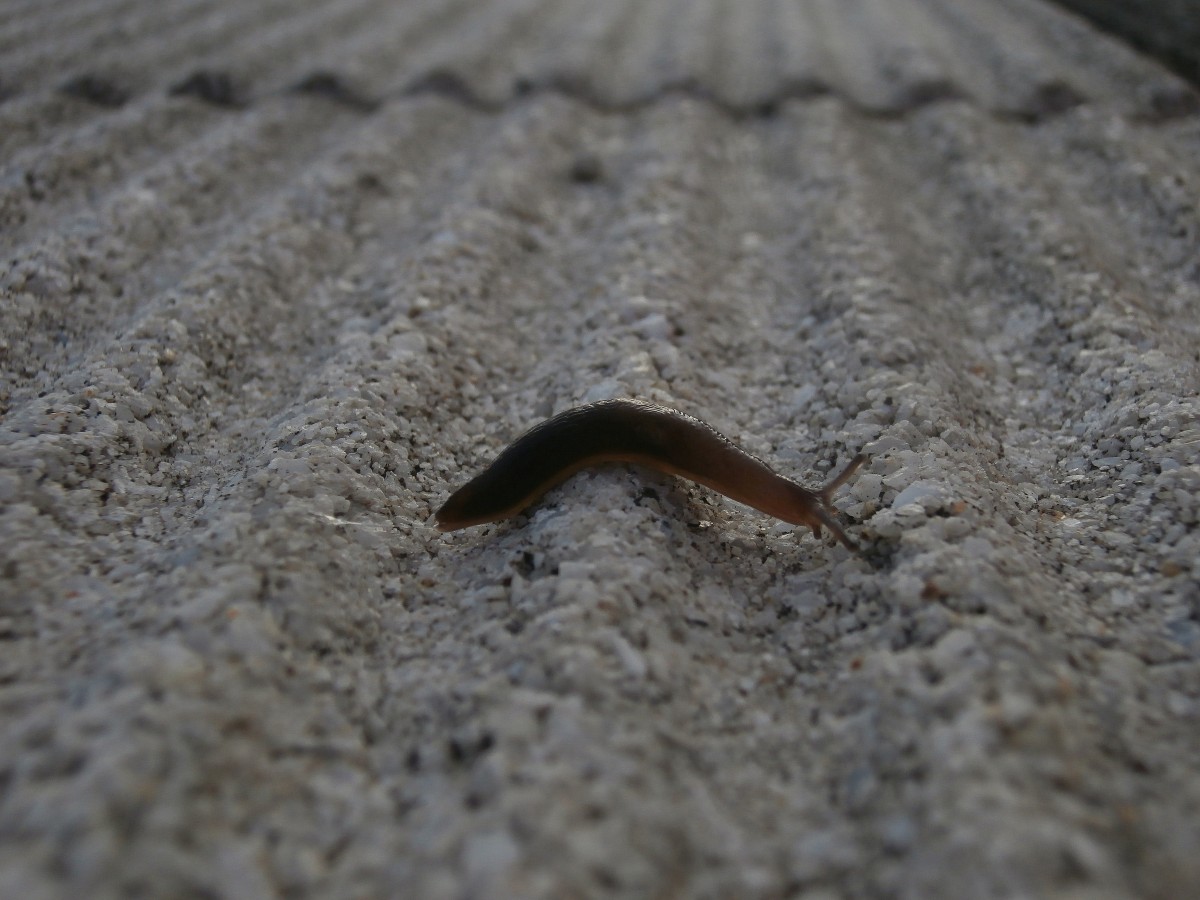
[436, 399, 865, 549]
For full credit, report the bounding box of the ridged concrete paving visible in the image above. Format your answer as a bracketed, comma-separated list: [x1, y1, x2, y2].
[2, 1, 1199, 897]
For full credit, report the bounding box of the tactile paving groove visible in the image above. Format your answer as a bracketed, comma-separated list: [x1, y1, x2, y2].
[1, 0, 1199, 898]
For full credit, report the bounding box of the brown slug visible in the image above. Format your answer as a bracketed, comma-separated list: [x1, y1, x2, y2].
[436, 399, 866, 549]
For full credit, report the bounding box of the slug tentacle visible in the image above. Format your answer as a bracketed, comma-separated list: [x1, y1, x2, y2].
[820, 453, 867, 504]
[435, 399, 865, 550]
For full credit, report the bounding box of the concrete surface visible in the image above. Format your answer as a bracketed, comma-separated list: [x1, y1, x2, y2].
[1, 1, 1199, 897]
[1050, 0, 1200, 88]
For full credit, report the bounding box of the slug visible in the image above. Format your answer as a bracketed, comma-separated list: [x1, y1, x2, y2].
[436, 399, 866, 549]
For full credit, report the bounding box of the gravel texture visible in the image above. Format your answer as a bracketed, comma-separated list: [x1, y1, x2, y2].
[1, 1, 1199, 897]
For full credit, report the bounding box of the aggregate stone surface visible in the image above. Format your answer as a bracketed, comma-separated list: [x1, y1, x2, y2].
[1, 1, 1199, 897]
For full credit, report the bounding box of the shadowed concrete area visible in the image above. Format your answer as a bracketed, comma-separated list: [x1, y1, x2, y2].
[1, 1, 1199, 897]
[1050, 0, 1200, 88]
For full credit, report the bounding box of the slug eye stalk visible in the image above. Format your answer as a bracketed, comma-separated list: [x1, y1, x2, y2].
[805, 454, 867, 550]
